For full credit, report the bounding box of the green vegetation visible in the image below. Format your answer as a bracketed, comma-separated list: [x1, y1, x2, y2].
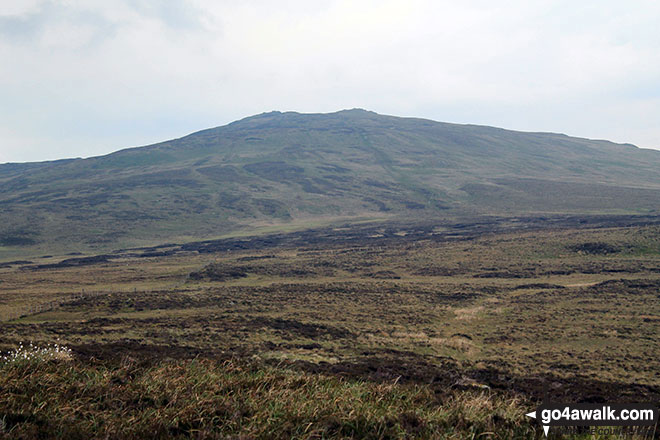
[0, 356, 536, 439]
[2, 109, 660, 257]
[1, 221, 659, 437]
[2, 109, 660, 437]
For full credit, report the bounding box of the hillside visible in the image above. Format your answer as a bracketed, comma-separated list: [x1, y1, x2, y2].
[1, 109, 660, 256]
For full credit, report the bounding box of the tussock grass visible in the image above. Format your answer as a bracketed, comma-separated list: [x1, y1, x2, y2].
[0, 357, 540, 439]
[2, 224, 658, 438]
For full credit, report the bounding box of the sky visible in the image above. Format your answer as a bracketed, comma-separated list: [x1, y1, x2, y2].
[1, 0, 660, 163]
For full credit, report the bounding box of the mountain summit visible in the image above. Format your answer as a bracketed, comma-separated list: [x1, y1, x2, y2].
[2, 110, 660, 253]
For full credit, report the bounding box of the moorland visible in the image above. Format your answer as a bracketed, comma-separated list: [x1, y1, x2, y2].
[1, 215, 659, 438]
[2, 110, 660, 438]
[2, 110, 660, 259]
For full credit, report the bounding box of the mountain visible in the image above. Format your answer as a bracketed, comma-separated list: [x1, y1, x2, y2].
[2, 109, 660, 255]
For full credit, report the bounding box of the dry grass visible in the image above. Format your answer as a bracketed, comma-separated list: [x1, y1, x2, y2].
[430, 336, 476, 354]
[0, 355, 541, 439]
[451, 306, 485, 321]
[1, 223, 659, 438]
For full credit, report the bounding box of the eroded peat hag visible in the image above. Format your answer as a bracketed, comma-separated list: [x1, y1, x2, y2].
[1, 219, 659, 438]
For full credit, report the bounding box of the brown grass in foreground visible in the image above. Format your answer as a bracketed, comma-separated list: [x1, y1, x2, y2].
[1, 223, 659, 438]
[0, 355, 540, 439]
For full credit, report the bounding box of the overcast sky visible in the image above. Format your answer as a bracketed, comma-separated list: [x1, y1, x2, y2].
[1, 0, 659, 163]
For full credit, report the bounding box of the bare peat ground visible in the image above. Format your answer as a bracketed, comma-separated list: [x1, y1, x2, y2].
[1, 215, 660, 438]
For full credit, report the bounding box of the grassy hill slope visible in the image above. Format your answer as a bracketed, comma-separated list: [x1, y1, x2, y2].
[2, 109, 660, 256]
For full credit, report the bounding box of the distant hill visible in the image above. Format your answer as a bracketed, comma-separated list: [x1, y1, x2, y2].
[2, 109, 660, 255]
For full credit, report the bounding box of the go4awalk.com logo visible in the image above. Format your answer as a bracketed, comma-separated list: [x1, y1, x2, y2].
[526, 403, 658, 437]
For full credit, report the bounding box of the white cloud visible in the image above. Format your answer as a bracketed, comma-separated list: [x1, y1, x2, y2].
[0, 0, 659, 162]
[0, 0, 45, 17]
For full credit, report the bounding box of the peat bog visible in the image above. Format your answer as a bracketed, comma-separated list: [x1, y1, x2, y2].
[1, 216, 660, 438]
